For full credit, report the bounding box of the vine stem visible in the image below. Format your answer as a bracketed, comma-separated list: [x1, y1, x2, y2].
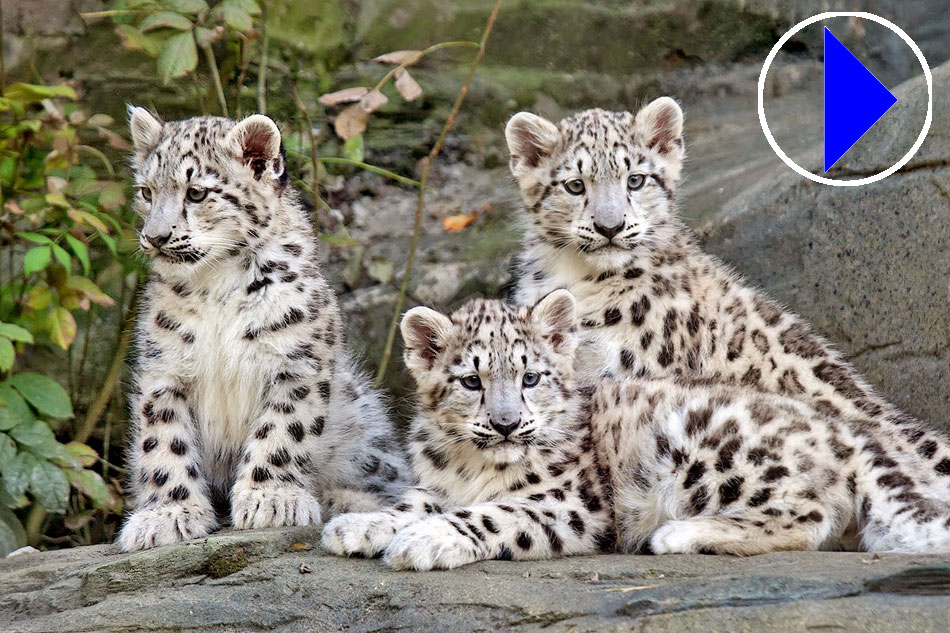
[200, 42, 229, 117]
[375, 0, 503, 385]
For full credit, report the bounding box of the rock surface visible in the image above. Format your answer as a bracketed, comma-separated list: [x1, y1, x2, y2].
[2, 527, 949, 632]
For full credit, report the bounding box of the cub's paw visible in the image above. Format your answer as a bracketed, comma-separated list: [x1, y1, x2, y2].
[231, 487, 322, 530]
[118, 503, 217, 552]
[383, 518, 476, 571]
[649, 520, 707, 554]
[321, 511, 399, 557]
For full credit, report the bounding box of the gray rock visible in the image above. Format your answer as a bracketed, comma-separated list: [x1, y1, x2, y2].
[1, 527, 948, 632]
[701, 60, 950, 431]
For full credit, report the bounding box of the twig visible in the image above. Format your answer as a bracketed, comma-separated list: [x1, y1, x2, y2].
[74, 283, 139, 444]
[290, 80, 321, 210]
[235, 35, 252, 119]
[375, 0, 503, 384]
[256, 2, 269, 115]
[200, 42, 229, 117]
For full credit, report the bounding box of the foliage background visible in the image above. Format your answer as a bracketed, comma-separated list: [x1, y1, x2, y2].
[1, 0, 948, 553]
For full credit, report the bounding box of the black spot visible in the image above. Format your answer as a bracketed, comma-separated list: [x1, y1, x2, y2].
[255, 423, 273, 440]
[168, 485, 190, 501]
[309, 417, 325, 436]
[497, 545, 513, 560]
[631, 295, 651, 326]
[748, 488, 772, 507]
[685, 406, 712, 436]
[516, 532, 533, 550]
[718, 476, 744, 506]
[482, 516, 499, 534]
[619, 349, 636, 370]
[252, 466, 273, 482]
[568, 511, 585, 535]
[246, 277, 272, 294]
[763, 465, 790, 483]
[288, 422, 305, 442]
[796, 510, 823, 524]
[683, 461, 706, 489]
[916, 440, 938, 459]
[142, 437, 158, 453]
[526, 471, 541, 485]
[152, 470, 169, 487]
[318, 381, 332, 401]
[935, 459, 950, 476]
[543, 524, 563, 553]
[269, 448, 291, 468]
[169, 438, 188, 456]
[690, 485, 709, 513]
[604, 307, 622, 326]
[289, 385, 311, 401]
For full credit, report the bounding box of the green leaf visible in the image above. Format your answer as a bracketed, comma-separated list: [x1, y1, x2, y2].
[23, 246, 52, 276]
[9, 421, 78, 468]
[343, 134, 364, 163]
[68, 470, 115, 509]
[212, 3, 253, 31]
[19, 232, 53, 245]
[30, 459, 69, 514]
[158, 30, 199, 82]
[0, 339, 13, 373]
[0, 506, 26, 556]
[0, 323, 34, 344]
[51, 244, 71, 275]
[0, 433, 16, 466]
[1, 451, 35, 500]
[0, 408, 19, 432]
[0, 385, 33, 424]
[162, 0, 208, 13]
[222, 0, 260, 15]
[7, 373, 74, 419]
[140, 11, 193, 32]
[48, 306, 77, 351]
[3, 83, 77, 103]
[65, 442, 97, 467]
[64, 235, 90, 276]
[96, 231, 118, 257]
[114, 24, 161, 57]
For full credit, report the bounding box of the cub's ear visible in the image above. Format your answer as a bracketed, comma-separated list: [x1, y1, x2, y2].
[127, 105, 162, 155]
[505, 112, 560, 170]
[226, 114, 284, 181]
[401, 307, 454, 372]
[531, 289, 577, 353]
[635, 97, 684, 164]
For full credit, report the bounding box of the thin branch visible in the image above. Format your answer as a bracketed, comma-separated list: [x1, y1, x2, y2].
[370, 40, 479, 95]
[235, 35, 252, 119]
[200, 42, 229, 117]
[375, 0, 502, 385]
[320, 157, 423, 188]
[290, 80, 321, 210]
[256, 2, 269, 115]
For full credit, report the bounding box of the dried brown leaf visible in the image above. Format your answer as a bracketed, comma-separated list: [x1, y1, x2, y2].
[442, 210, 478, 233]
[394, 68, 423, 102]
[373, 50, 422, 66]
[334, 104, 368, 140]
[359, 89, 388, 113]
[318, 86, 369, 106]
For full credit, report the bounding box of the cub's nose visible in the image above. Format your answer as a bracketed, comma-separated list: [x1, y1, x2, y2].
[490, 418, 520, 438]
[593, 221, 623, 240]
[145, 232, 172, 248]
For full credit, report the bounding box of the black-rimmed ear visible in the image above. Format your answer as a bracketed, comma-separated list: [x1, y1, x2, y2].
[635, 97, 684, 161]
[128, 105, 162, 154]
[226, 114, 284, 181]
[505, 112, 560, 170]
[401, 307, 454, 372]
[531, 289, 577, 353]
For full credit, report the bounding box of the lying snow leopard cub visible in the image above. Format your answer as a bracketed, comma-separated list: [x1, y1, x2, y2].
[322, 291, 615, 570]
[118, 109, 410, 551]
[322, 292, 949, 567]
[506, 99, 950, 509]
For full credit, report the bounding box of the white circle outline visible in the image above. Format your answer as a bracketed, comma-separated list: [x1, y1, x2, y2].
[757, 11, 932, 187]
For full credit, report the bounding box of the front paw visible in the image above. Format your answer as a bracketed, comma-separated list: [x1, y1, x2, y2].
[650, 520, 702, 554]
[383, 518, 476, 571]
[321, 511, 399, 557]
[231, 487, 322, 530]
[118, 503, 217, 552]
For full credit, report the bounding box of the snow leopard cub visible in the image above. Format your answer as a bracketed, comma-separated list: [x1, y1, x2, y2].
[322, 292, 949, 567]
[118, 109, 410, 552]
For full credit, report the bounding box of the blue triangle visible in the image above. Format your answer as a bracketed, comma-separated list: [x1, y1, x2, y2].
[824, 28, 897, 172]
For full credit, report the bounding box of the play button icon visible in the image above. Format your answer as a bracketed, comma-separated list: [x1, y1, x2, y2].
[823, 27, 897, 172]
[758, 11, 933, 187]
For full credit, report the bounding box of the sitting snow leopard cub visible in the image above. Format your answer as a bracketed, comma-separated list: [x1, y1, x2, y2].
[322, 291, 615, 570]
[323, 292, 950, 568]
[506, 98, 950, 499]
[118, 108, 410, 552]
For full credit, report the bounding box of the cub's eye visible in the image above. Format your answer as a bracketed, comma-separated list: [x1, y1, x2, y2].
[627, 174, 646, 191]
[522, 372, 540, 388]
[186, 186, 207, 203]
[563, 179, 585, 195]
[139, 187, 152, 203]
[460, 374, 482, 390]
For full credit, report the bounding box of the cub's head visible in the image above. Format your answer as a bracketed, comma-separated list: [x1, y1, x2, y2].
[401, 291, 578, 466]
[505, 98, 685, 270]
[128, 107, 289, 273]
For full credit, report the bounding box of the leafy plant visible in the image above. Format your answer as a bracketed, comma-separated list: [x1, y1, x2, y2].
[0, 84, 136, 554]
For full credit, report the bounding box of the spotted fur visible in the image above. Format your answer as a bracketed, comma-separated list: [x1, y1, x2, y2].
[118, 109, 409, 552]
[505, 99, 950, 544]
[322, 291, 614, 570]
